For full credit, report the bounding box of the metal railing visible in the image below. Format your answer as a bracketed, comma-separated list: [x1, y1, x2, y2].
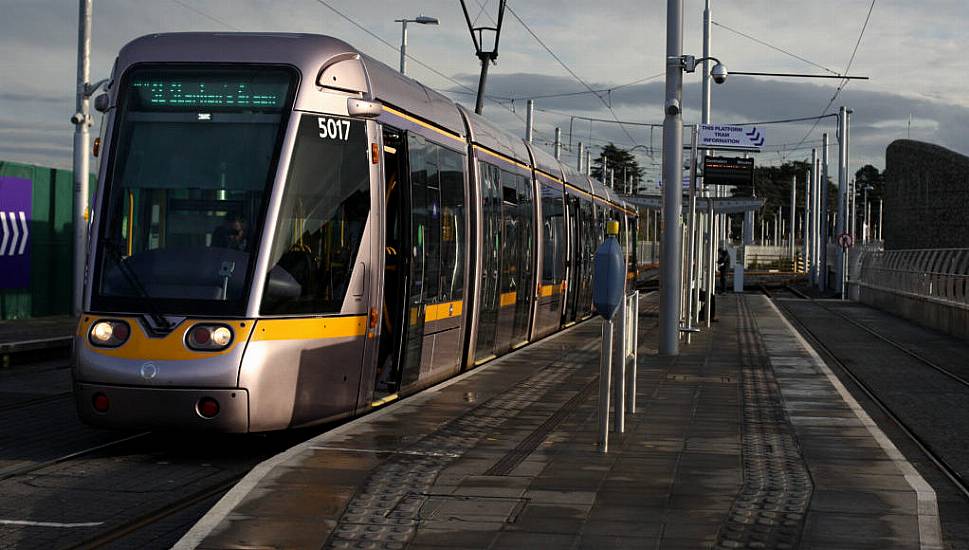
[598, 290, 639, 453]
[857, 248, 969, 309]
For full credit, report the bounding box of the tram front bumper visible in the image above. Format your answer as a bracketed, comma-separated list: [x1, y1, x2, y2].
[75, 383, 250, 433]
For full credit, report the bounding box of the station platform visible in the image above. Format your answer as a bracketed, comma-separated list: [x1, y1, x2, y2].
[0, 315, 75, 361]
[177, 294, 940, 550]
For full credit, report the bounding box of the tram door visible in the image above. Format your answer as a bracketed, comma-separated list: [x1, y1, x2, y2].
[474, 163, 501, 362]
[564, 193, 580, 324]
[375, 126, 411, 395]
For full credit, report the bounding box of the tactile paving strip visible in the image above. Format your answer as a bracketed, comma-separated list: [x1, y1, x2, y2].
[324, 340, 599, 549]
[715, 296, 813, 550]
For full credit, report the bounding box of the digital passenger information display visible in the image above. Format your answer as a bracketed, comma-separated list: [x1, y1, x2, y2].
[127, 68, 293, 110]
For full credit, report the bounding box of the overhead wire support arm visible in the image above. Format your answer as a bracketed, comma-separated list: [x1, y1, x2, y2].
[460, 0, 507, 114]
[730, 71, 869, 80]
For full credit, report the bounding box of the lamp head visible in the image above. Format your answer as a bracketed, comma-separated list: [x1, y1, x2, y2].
[415, 15, 438, 25]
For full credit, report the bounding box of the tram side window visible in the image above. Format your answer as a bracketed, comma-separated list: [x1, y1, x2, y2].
[261, 114, 370, 315]
[439, 148, 465, 301]
[541, 186, 565, 287]
[407, 134, 466, 305]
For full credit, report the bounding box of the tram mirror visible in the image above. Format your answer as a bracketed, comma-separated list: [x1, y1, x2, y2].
[94, 93, 110, 113]
[263, 265, 301, 304]
[347, 98, 382, 119]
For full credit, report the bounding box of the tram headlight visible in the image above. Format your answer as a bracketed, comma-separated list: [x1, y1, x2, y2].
[186, 324, 234, 351]
[89, 320, 130, 348]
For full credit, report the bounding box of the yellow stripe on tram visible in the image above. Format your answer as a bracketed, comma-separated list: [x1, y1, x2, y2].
[251, 316, 367, 341]
[499, 291, 517, 307]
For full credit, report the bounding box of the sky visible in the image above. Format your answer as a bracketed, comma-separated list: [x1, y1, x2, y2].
[2, 0, 968, 183]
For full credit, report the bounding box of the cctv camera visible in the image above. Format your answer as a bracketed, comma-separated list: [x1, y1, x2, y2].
[70, 112, 86, 125]
[665, 98, 681, 116]
[711, 63, 728, 85]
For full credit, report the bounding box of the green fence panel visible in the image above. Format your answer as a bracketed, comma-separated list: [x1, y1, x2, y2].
[0, 160, 95, 320]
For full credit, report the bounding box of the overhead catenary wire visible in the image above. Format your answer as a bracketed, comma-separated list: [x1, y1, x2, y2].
[311, 0, 525, 122]
[712, 20, 840, 76]
[169, 0, 242, 30]
[504, 3, 643, 148]
[784, 0, 877, 161]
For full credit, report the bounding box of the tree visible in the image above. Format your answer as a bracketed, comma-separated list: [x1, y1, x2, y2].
[591, 143, 644, 192]
[854, 164, 884, 202]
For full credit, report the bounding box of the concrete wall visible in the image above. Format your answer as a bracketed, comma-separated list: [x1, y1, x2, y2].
[884, 140, 969, 250]
[856, 284, 969, 341]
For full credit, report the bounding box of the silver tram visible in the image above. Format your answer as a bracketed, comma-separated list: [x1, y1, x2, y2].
[74, 33, 639, 432]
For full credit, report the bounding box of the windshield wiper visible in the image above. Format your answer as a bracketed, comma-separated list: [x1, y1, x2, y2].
[102, 240, 171, 330]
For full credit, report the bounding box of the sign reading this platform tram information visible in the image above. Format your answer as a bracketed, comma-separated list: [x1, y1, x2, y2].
[699, 124, 766, 152]
[703, 156, 755, 187]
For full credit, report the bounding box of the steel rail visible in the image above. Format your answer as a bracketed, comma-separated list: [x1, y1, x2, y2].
[763, 286, 969, 502]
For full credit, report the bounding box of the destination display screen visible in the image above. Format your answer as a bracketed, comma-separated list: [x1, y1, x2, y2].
[127, 68, 293, 110]
[704, 155, 755, 187]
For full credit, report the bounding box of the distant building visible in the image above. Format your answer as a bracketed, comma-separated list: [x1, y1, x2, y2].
[884, 140, 969, 250]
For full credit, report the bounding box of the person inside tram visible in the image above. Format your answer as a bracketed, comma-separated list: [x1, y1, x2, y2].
[211, 212, 247, 251]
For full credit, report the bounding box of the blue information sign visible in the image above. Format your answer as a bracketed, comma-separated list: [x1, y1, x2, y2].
[0, 176, 31, 289]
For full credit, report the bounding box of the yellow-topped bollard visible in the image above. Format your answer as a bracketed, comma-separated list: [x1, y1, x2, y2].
[606, 220, 620, 236]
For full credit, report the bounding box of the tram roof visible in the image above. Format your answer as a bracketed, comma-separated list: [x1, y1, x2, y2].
[458, 106, 532, 168]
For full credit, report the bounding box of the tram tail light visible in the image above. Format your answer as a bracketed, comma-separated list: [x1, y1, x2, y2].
[92, 392, 110, 413]
[89, 320, 130, 348]
[196, 397, 220, 418]
[186, 324, 233, 351]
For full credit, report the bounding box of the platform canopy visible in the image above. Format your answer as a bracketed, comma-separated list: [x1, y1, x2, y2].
[618, 194, 765, 214]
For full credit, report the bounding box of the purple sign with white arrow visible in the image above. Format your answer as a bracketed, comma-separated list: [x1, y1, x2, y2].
[0, 176, 32, 289]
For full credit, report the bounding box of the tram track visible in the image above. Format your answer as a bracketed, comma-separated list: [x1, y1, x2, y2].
[761, 285, 969, 503]
[0, 392, 73, 414]
[0, 432, 151, 483]
[64, 474, 244, 550]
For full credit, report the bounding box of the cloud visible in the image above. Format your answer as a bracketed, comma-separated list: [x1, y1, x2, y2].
[1, 0, 966, 175]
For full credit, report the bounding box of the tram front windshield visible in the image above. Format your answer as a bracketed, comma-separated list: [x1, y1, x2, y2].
[92, 66, 295, 316]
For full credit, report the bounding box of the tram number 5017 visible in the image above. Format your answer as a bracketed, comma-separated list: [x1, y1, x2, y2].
[318, 117, 351, 141]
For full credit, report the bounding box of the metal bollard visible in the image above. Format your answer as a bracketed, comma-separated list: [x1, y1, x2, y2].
[598, 319, 613, 452]
[626, 291, 639, 414]
[613, 293, 626, 434]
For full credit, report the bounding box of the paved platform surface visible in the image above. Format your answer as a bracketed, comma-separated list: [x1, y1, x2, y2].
[178, 294, 940, 549]
[0, 315, 75, 352]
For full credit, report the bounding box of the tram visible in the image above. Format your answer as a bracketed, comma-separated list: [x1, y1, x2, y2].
[74, 33, 638, 432]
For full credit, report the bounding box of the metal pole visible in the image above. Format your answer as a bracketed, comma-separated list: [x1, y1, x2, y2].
[72, 0, 92, 317]
[554, 127, 561, 160]
[820, 133, 829, 289]
[399, 20, 408, 74]
[577, 142, 584, 172]
[598, 319, 613, 452]
[525, 99, 534, 143]
[586, 150, 592, 177]
[790, 175, 796, 267]
[705, 203, 714, 325]
[660, 0, 684, 355]
[474, 57, 489, 115]
[685, 125, 698, 332]
[836, 106, 848, 296]
[809, 151, 818, 283]
[814, 155, 822, 285]
[613, 294, 625, 433]
[878, 199, 883, 241]
[626, 290, 639, 413]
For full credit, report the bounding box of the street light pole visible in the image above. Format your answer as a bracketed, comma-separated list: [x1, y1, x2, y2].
[396, 15, 439, 75]
[71, 0, 92, 316]
[399, 19, 408, 74]
[660, 0, 684, 355]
